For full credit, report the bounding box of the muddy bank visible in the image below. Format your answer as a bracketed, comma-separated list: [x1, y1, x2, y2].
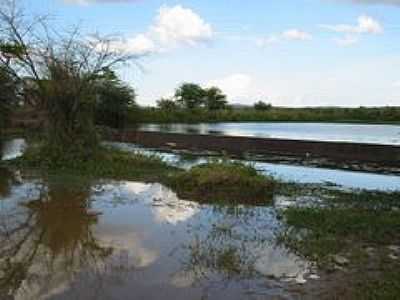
[109, 131, 400, 175]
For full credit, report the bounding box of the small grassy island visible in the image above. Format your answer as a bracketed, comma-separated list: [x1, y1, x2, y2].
[169, 161, 275, 204]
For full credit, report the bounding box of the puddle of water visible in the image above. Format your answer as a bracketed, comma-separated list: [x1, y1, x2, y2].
[0, 172, 311, 300]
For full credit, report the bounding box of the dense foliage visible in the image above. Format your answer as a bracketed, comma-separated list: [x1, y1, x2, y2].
[156, 83, 228, 111]
[254, 101, 272, 111]
[0, 1, 134, 160]
[0, 66, 18, 128]
[95, 69, 137, 129]
[122, 82, 400, 125]
[131, 105, 400, 124]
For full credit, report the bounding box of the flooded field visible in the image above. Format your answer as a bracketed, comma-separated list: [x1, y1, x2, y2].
[110, 142, 400, 191]
[139, 122, 400, 145]
[2, 138, 400, 191]
[0, 170, 318, 300]
[1, 138, 399, 299]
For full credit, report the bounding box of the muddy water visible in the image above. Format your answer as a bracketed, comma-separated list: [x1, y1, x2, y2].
[0, 171, 315, 300]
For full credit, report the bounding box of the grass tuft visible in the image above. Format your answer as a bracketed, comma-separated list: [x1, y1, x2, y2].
[169, 160, 275, 204]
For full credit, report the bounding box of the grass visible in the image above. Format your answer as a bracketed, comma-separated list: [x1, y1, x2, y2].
[4, 144, 177, 183]
[281, 207, 400, 264]
[168, 160, 275, 204]
[279, 195, 400, 299]
[3, 143, 276, 205]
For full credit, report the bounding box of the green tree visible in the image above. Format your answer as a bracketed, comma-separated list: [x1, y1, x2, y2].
[204, 87, 227, 110]
[175, 83, 205, 110]
[95, 69, 136, 129]
[254, 101, 272, 111]
[157, 98, 177, 111]
[0, 1, 135, 160]
[0, 66, 18, 128]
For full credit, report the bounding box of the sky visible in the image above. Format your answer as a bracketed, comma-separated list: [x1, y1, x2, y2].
[25, 0, 400, 107]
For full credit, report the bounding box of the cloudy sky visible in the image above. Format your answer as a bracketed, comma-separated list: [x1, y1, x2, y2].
[26, 0, 400, 106]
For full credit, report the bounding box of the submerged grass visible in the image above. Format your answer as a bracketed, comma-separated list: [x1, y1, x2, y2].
[168, 160, 276, 204]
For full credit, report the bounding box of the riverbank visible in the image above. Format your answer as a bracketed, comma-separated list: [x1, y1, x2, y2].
[110, 130, 400, 175]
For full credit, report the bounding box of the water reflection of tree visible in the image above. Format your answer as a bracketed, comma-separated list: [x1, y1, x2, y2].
[0, 180, 112, 298]
[0, 168, 12, 197]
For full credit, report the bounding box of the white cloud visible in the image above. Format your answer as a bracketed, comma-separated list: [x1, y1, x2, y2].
[112, 5, 213, 56]
[334, 35, 359, 46]
[321, 15, 383, 34]
[206, 74, 253, 101]
[151, 5, 213, 47]
[108, 34, 157, 56]
[282, 29, 313, 41]
[393, 81, 400, 87]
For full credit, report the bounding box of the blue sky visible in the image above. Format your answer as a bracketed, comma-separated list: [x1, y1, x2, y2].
[27, 0, 400, 106]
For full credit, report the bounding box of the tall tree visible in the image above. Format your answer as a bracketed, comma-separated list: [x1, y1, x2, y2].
[0, 0, 135, 159]
[204, 87, 227, 110]
[95, 68, 136, 129]
[254, 101, 272, 111]
[175, 83, 205, 110]
[156, 98, 177, 111]
[0, 65, 18, 128]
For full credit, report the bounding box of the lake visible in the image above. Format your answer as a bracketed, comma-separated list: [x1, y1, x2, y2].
[139, 122, 400, 145]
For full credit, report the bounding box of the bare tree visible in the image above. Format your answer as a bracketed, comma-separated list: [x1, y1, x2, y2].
[0, 0, 136, 158]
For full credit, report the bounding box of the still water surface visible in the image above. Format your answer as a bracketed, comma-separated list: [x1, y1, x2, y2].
[139, 122, 400, 145]
[0, 170, 312, 300]
[1, 138, 26, 160]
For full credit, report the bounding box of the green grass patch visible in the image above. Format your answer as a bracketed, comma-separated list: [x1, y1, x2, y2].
[280, 204, 400, 299]
[281, 207, 400, 264]
[168, 161, 275, 204]
[5, 144, 177, 183]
